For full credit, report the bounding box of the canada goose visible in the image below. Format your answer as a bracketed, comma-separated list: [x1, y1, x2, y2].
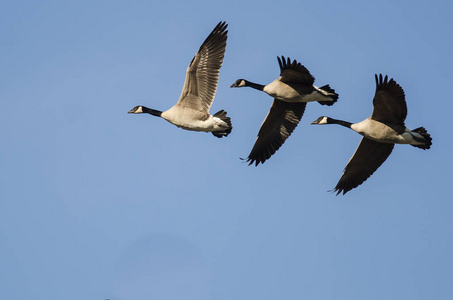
[128, 21, 232, 138]
[230, 56, 338, 165]
[311, 74, 432, 195]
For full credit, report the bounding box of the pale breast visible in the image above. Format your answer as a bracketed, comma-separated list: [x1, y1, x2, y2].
[351, 119, 402, 143]
[263, 80, 304, 101]
[161, 106, 219, 132]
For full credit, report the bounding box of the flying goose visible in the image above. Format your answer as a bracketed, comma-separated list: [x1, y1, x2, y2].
[311, 74, 432, 195]
[230, 56, 338, 165]
[128, 21, 232, 138]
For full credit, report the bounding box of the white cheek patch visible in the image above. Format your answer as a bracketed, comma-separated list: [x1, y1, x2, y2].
[136, 106, 143, 113]
[320, 116, 328, 124]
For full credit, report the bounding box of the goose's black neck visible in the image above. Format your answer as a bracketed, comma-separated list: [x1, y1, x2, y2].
[329, 118, 353, 128]
[245, 80, 265, 91]
[143, 107, 162, 117]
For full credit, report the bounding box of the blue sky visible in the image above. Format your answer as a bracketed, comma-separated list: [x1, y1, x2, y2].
[1, 0, 452, 299]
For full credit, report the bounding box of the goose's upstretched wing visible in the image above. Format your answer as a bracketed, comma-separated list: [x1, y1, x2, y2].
[245, 100, 307, 166]
[334, 137, 394, 195]
[278, 56, 314, 84]
[176, 21, 228, 113]
[371, 74, 407, 127]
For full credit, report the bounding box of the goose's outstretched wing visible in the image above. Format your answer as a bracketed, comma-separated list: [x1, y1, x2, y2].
[371, 74, 407, 126]
[278, 56, 314, 84]
[334, 137, 394, 195]
[176, 21, 228, 113]
[245, 100, 307, 166]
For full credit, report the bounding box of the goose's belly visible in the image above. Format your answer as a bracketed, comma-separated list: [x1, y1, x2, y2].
[263, 80, 324, 103]
[172, 119, 210, 132]
[352, 119, 402, 143]
[263, 80, 305, 102]
[161, 107, 222, 132]
[351, 119, 425, 145]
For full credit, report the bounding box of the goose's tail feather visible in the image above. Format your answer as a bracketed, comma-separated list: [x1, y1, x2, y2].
[212, 110, 232, 138]
[317, 84, 339, 106]
[411, 127, 432, 150]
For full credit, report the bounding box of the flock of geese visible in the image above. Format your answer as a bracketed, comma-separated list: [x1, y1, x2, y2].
[127, 21, 432, 195]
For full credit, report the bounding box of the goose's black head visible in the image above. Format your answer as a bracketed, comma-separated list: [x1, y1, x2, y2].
[311, 116, 330, 125]
[128, 105, 162, 117]
[128, 105, 144, 114]
[230, 79, 247, 88]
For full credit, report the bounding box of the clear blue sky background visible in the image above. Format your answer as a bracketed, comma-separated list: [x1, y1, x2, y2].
[1, 0, 452, 299]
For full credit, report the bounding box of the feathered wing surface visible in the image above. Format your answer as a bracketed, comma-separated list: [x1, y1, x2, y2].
[244, 57, 323, 165]
[246, 100, 307, 166]
[334, 137, 394, 195]
[371, 74, 407, 127]
[278, 56, 314, 84]
[176, 21, 228, 113]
